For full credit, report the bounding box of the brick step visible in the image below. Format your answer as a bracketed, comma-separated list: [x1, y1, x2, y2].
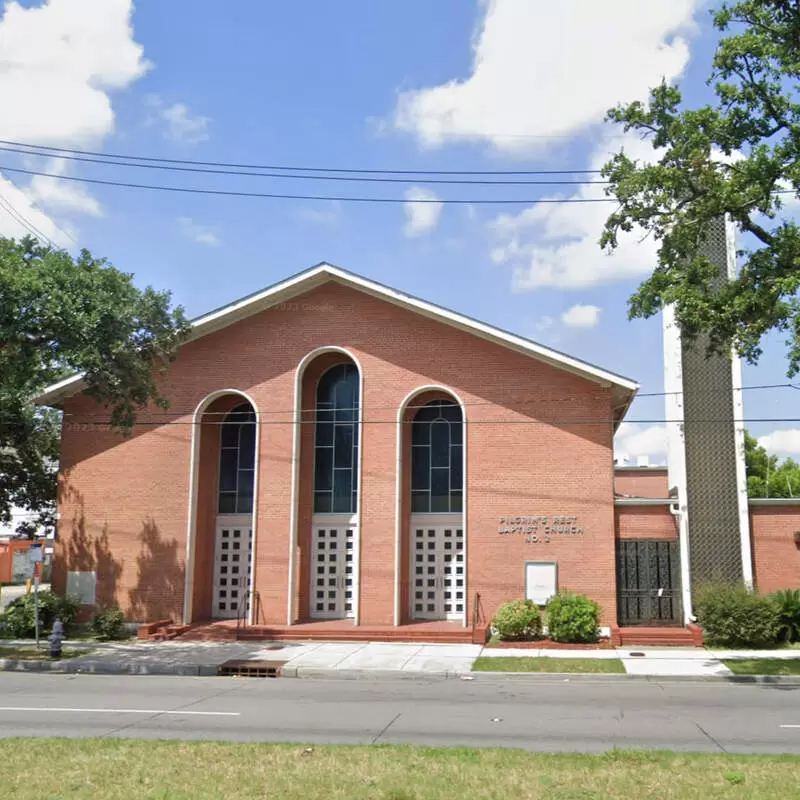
[174, 626, 238, 642]
[618, 626, 697, 647]
[235, 626, 475, 644]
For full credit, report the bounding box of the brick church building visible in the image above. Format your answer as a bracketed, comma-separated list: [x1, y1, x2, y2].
[36, 263, 799, 643]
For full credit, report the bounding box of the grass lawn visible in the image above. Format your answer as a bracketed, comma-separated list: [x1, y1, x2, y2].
[0, 740, 797, 799]
[472, 656, 625, 674]
[723, 658, 800, 676]
[0, 646, 84, 660]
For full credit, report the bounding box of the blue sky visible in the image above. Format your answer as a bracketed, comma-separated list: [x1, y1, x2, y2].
[0, 0, 797, 463]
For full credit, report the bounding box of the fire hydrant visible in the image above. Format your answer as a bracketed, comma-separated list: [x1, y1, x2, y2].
[49, 619, 64, 658]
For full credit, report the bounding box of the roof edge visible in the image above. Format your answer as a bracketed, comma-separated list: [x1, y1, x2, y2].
[34, 262, 640, 411]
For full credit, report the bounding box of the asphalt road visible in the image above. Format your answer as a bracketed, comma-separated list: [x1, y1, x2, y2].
[0, 673, 798, 753]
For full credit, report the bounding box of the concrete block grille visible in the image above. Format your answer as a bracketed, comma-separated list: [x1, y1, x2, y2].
[681, 217, 744, 585]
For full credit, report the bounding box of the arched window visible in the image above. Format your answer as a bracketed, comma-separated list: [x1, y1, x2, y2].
[218, 403, 256, 514]
[411, 399, 463, 513]
[314, 364, 359, 513]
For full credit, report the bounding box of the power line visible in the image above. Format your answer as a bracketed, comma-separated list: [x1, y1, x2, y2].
[0, 145, 610, 186]
[0, 164, 615, 205]
[30, 381, 800, 422]
[0, 138, 604, 176]
[55, 417, 800, 428]
[0, 191, 54, 246]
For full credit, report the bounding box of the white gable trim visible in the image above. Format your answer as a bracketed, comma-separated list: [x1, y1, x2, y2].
[33, 262, 639, 410]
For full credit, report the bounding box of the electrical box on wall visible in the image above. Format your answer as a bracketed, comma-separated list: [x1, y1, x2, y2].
[525, 561, 557, 606]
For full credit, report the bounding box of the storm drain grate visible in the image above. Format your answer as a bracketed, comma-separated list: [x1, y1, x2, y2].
[217, 659, 286, 678]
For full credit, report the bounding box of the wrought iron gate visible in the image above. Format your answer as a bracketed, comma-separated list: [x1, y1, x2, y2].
[616, 539, 682, 626]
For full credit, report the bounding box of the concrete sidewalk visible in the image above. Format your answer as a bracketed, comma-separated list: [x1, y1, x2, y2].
[1, 639, 798, 679]
[0, 640, 483, 678]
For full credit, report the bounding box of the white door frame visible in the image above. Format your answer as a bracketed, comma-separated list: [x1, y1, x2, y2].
[183, 390, 260, 626]
[287, 347, 364, 626]
[395, 386, 468, 627]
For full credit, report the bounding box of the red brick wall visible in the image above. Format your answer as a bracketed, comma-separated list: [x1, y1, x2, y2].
[750, 505, 800, 593]
[615, 505, 677, 540]
[56, 281, 619, 626]
[614, 468, 669, 498]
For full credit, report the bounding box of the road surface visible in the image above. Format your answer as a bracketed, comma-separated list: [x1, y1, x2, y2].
[0, 673, 798, 753]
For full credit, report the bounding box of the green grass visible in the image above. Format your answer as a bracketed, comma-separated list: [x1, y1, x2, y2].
[472, 657, 625, 674]
[705, 643, 800, 651]
[723, 658, 800, 676]
[0, 646, 84, 660]
[0, 740, 797, 798]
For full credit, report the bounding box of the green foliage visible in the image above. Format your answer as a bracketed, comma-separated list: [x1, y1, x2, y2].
[545, 592, 601, 644]
[491, 600, 542, 641]
[91, 606, 127, 641]
[0, 590, 80, 638]
[694, 582, 780, 648]
[601, 1, 800, 376]
[745, 431, 800, 497]
[769, 588, 800, 643]
[0, 236, 189, 536]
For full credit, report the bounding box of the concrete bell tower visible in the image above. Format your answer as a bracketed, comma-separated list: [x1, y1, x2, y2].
[662, 215, 753, 622]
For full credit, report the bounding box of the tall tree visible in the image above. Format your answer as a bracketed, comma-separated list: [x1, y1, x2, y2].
[601, 1, 800, 374]
[744, 430, 800, 497]
[0, 236, 188, 537]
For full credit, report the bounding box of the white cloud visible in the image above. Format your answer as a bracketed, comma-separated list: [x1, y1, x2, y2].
[393, 0, 700, 152]
[0, 174, 73, 247]
[178, 216, 220, 247]
[758, 429, 800, 461]
[403, 186, 443, 237]
[534, 315, 554, 332]
[25, 158, 102, 217]
[296, 201, 343, 226]
[0, 0, 149, 147]
[147, 95, 210, 144]
[0, 0, 148, 243]
[491, 134, 660, 290]
[614, 423, 668, 465]
[561, 303, 601, 329]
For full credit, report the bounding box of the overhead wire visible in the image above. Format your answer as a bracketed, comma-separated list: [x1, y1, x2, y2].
[32, 381, 800, 422]
[56, 416, 800, 427]
[0, 191, 54, 246]
[0, 145, 610, 186]
[0, 164, 614, 204]
[0, 138, 605, 176]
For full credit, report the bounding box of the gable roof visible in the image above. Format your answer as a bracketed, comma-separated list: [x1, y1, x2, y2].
[34, 262, 639, 427]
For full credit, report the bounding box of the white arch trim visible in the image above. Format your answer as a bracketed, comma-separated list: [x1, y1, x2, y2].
[183, 389, 261, 626]
[288, 346, 364, 626]
[394, 385, 468, 628]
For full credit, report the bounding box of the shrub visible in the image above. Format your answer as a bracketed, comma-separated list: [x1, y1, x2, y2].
[694, 582, 780, 649]
[769, 588, 800, 644]
[0, 591, 80, 638]
[545, 592, 601, 643]
[491, 600, 542, 641]
[91, 606, 127, 640]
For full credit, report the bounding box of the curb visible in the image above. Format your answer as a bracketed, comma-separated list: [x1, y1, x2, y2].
[466, 671, 800, 685]
[2, 660, 799, 684]
[0, 659, 220, 677]
[279, 666, 456, 681]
